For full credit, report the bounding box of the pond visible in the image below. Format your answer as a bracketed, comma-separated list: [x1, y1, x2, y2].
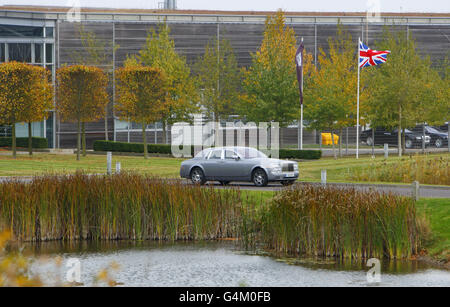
[25, 241, 450, 287]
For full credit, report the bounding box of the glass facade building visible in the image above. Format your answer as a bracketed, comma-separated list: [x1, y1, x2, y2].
[0, 20, 55, 147]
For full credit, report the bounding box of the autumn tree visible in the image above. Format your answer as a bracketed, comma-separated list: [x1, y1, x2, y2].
[193, 37, 241, 122]
[115, 64, 167, 159]
[56, 65, 109, 160]
[365, 29, 447, 155]
[71, 24, 119, 141]
[21, 67, 53, 156]
[241, 11, 309, 147]
[0, 62, 53, 158]
[304, 26, 357, 158]
[138, 23, 198, 143]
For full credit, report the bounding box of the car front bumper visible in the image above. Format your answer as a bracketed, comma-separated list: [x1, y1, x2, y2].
[267, 170, 299, 182]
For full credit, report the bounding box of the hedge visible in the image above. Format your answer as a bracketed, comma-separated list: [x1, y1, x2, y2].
[0, 137, 48, 149]
[94, 141, 322, 160]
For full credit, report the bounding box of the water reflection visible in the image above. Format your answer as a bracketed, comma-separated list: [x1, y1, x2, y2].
[23, 241, 450, 287]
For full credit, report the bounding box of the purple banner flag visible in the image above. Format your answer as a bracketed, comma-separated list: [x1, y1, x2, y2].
[295, 40, 304, 105]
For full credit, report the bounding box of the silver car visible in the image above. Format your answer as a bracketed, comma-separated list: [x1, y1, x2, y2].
[180, 147, 299, 187]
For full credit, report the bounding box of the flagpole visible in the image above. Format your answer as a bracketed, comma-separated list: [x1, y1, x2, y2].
[300, 37, 304, 150]
[356, 38, 361, 160]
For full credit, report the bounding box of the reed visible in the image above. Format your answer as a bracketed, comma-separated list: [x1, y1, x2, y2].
[0, 173, 243, 242]
[351, 155, 450, 185]
[257, 185, 422, 259]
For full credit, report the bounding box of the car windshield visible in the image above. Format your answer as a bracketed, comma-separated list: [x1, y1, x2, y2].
[233, 148, 267, 159]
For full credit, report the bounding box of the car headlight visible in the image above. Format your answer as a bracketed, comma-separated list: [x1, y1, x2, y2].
[268, 163, 282, 172]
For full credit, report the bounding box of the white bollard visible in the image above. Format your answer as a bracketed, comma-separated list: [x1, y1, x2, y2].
[116, 162, 121, 174]
[107, 152, 112, 175]
[412, 181, 420, 201]
[321, 170, 327, 186]
[384, 143, 389, 159]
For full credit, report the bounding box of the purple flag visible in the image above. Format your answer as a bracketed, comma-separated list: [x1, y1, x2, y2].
[295, 40, 304, 105]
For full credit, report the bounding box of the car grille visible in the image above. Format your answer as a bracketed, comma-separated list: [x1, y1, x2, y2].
[282, 163, 294, 172]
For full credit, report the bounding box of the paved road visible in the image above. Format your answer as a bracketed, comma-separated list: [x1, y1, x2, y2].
[202, 181, 450, 199]
[1, 176, 449, 199]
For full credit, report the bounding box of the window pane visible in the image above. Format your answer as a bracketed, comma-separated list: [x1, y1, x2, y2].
[34, 43, 43, 63]
[209, 150, 222, 160]
[45, 27, 54, 38]
[45, 44, 53, 63]
[8, 43, 31, 62]
[0, 44, 4, 62]
[0, 24, 43, 37]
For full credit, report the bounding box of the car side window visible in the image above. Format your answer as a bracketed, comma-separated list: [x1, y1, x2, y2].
[225, 150, 237, 160]
[209, 150, 222, 160]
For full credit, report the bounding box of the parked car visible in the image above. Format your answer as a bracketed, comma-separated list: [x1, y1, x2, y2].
[360, 128, 431, 148]
[411, 125, 449, 148]
[180, 147, 299, 187]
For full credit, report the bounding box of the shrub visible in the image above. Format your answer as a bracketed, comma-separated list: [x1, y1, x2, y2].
[279, 149, 322, 160]
[255, 185, 422, 259]
[0, 137, 48, 149]
[94, 141, 322, 160]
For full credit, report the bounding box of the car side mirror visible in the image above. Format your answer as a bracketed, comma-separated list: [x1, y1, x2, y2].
[232, 155, 240, 161]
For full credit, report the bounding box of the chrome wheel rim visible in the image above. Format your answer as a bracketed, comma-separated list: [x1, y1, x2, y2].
[406, 140, 413, 148]
[436, 139, 442, 148]
[367, 137, 373, 146]
[254, 172, 265, 186]
[191, 170, 202, 184]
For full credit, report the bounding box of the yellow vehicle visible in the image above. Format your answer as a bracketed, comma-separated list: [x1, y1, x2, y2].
[322, 133, 339, 145]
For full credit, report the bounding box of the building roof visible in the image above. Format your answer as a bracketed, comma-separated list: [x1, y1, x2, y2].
[1, 5, 449, 17]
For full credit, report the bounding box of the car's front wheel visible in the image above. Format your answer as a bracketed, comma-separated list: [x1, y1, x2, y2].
[435, 138, 443, 148]
[366, 136, 374, 146]
[190, 168, 206, 185]
[252, 169, 268, 187]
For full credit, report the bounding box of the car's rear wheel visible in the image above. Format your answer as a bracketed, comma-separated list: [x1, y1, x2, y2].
[281, 180, 296, 186]
[435, 138, 443, 148]
[252, 169, 268, 187]
[190, 168, 206, 185]
[366, 136, 374, 146]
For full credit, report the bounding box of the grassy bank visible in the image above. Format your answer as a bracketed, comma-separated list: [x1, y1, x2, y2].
[416, 199, 450, 260]
[0, 152, 448, 186]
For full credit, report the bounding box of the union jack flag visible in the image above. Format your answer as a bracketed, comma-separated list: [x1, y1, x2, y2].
[359, 40, 390, 69]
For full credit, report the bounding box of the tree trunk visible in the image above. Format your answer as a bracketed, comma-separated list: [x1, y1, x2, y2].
[162, 121, 167, 145]
[12, 122, 16, 159]
[105, 105, 109, 141]
[76, 119, 81, 161]
[28, 122, 33, 156]
[142, 122, 148, 159]
[82, 122, 86, 157]
[371, 128, 375, 158]
[330, 129, 337, 159]
[398, 105, 402, 157]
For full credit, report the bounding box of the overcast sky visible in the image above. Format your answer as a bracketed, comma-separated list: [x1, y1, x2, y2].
[0, 0, 449, 13]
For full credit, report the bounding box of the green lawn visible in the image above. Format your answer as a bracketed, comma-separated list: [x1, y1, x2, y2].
[0, 152, 448, 186]
[416, 199, 450, 259]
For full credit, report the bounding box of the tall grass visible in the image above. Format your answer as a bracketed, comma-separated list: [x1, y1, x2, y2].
[351, 155, 450, 185]
[256, 185, 422, 259]
[0, 173, 243, 242]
